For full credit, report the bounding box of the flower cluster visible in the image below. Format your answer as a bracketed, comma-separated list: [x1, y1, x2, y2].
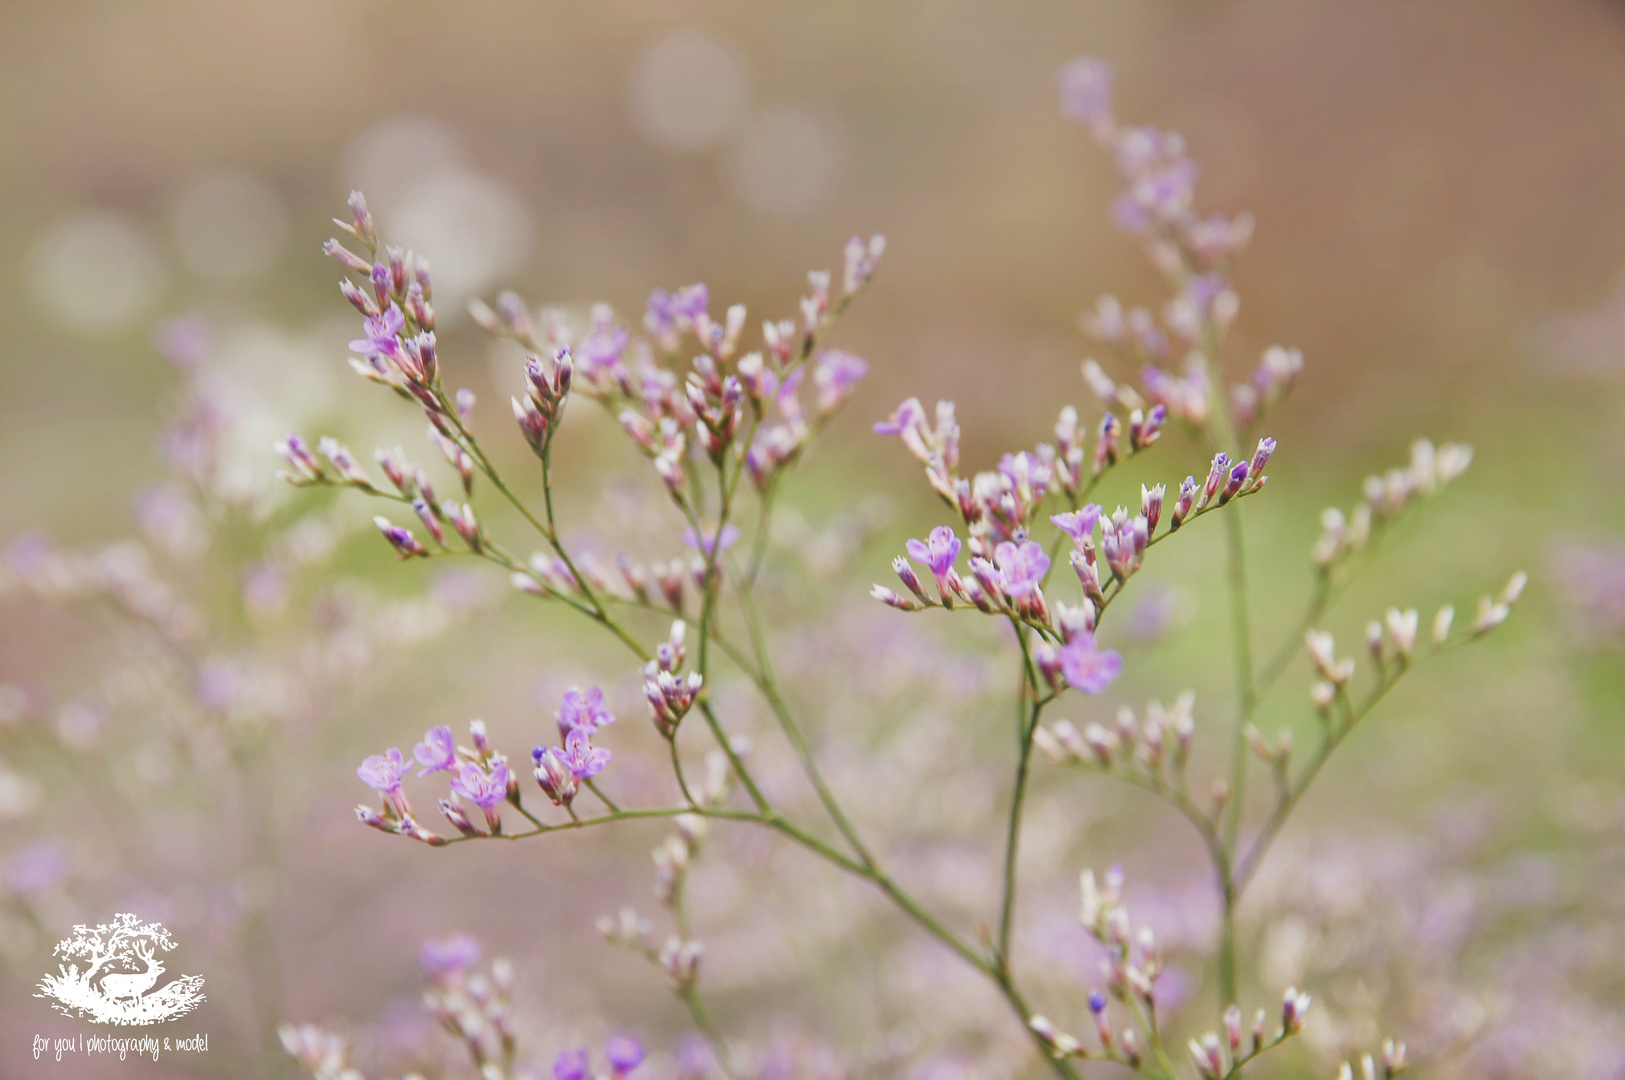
[533, 690, 615, 809]
[265, 53, 1539, 1080]
[1029, 866, 1313, 1075]
[0, 314, 489, 1072]
[642, 621, 704, 738]
[552, 1036, 645, 1080]
[875, 434, 1271, 658]
[1311, 439, 1474, 571]
[282, 933, 647, 1080]
[357, 697, 618, 841]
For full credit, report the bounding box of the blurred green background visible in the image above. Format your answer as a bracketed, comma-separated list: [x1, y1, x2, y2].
[1, 0, 1623, 1077]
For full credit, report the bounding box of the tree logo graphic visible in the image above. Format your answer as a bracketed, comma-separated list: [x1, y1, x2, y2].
[35, 913, 206, 1025]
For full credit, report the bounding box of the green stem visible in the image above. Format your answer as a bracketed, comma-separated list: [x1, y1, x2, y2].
[996, 628, 1042, 966]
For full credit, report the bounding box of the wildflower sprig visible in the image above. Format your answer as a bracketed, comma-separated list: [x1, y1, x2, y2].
[874, 438, 1273, 642]
[282, 933, 650, 1080]
[598, 809, 746, 1080]
[290, 54, 1535, 1080]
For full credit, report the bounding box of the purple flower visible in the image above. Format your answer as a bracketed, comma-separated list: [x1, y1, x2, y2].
[606, 1035, 646, 1077]
[813, 349, 868, 413]
[558, 686, 616, 736]
[1059, 632, 1123, 694]
[553, 1048, 591, 1080]
[1051, 505, 1104, 546]
[1058, 57, 1115, 133]
[413, 725, 458, 777]
[905, 526, 960, 576]
[418, 931, 481, 979]
[645, 283, 708, 339]
[357, 748, 411, 793]
[449, 760, 509, 809]
[993, 540, 1050, 598]
[347, 304, 405, 361]
[873, 397, 926, 437]
[558, 727, 612, 780]
[578, 322, 629, 373]
[681, 524, 741, 556]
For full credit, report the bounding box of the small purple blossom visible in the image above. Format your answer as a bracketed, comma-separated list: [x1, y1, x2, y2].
[1051, 505, 1104, 546]
[993, 540, 1050, 598]
[873, 397, 926, 437]
[553, 1048, 591, 1080]
[557, 727, 612, 780]
[449, 760, 509, 809]
[413, 725, 458, 777]
[357, 748, 411, 793]
[813, 349, 868, 413]
[681, 524, 741, 556]
[1059, 632, 1123, 694]
[347, 304, 405, 362]
[559, 686, 616, 736]
[606, 1035, 646, 1077]
[578, 321, 630, 373]
[905, 526, 961, 582]
[1058, 57, 1115, 133]
[418, 932, 481, 979]
[646, 283, 708, 340]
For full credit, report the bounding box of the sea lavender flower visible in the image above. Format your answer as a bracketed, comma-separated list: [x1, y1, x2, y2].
[1058, 56, 1115, 136]
[374, 516, 429, 559]
[554, 1048, 592, 1080]
[357, 748, 411, 795]
[276, 434, 326, 483]
[578, 312, 630, 376]
[348, 304, 406, 365]
[681, 525, 741, 557]
[418, 932, 482, 981]
[645, 283, 709, 348]
[813, 349, 868, 414]
[413, 725, 458, 776]
[450, 760, 509, 809]
[905, 526, 962, 593]
[559, 686, 616, 738]
[645, 667, 703, 736]
[1052, 505, 1104, 548]
[557, 727, 612, 780]
[607, 1034, 646, 1078]
[1059, 632, 1124, 694]
[842, 234, 886, 295]
[993, 540, 1050, 598]
[533, 746, 579, 806]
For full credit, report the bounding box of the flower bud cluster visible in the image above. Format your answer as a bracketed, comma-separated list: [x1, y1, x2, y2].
[514, 347, 573, 459]
[419, 933, 518, 1072]
[278, 1024, 361, 1080]
[1062, 56, 1267, 435]
[1036, 690, 1197, 781]
[644, 621, 703, 737]
[1231, 345, 1305, 430]
[1079, 866, 1164, 1007]
[1312, 439, 1473, 570]
[533, 688, 616, 808]
[1333, 1040, 1408, 1080]
[552, 1036, 647, 1080]
[477, 244, 876, 512]
[600, 813, 715, 1002]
